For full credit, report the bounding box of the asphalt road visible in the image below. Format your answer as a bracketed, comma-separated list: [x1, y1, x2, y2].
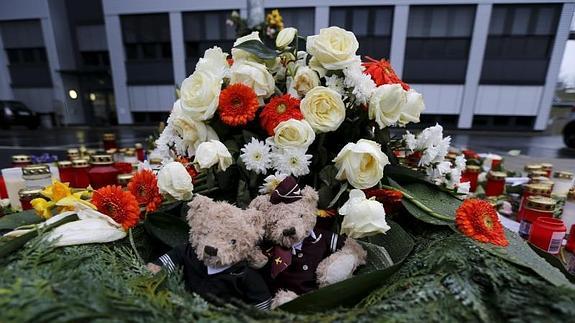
[0, 126, 574, 173]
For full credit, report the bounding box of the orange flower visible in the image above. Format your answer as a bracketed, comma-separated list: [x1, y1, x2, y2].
[92, 185, 140, 230]
[218, 83, 259, 126]
[128, 170, 162, 212]
[362, 57, 410, 90]
[259, 94, 303, 135]
[456, 199, 508, 246]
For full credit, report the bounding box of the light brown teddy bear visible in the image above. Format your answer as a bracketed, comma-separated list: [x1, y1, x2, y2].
[147, 194, 272, 310]
[249, 176, 367, 308]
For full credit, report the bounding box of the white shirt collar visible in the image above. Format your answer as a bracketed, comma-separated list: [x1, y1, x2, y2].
[207, 265, 232, 275]
[291, 230, 318, 253]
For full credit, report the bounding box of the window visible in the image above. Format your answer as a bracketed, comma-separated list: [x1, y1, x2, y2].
[183, 10, 236, 75]
[121, 14, 173, 84]
[330, 6, 393, 60]
[480, 4, 561, 85]
[267, 8, 315, 49]
[5, 48, 48, 65]
[404, 5, 476, 84]
[80, 51, 110, 67]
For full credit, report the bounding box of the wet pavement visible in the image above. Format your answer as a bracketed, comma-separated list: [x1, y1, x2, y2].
[0, 126, 574, 172]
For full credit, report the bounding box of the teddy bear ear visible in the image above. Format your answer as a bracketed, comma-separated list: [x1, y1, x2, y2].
[186, 194, 214, 223]
[301, 186, 319, 205]
[248, 195, 272, 212]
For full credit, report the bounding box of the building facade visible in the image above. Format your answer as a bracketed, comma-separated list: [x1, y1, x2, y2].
[0, 0, 573, 130]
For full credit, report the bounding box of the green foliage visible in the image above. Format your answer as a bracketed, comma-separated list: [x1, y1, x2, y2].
[233, 40, 277, 60]
[0, 210, 43, 230]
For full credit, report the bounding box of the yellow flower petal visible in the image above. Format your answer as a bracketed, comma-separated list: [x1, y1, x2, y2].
[30, 198, 55, 219]
[56, 196, 96, 210]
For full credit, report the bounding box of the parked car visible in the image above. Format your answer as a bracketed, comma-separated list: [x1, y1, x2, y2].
[563, 105, 575, 148]
[0, 100, 40, 129]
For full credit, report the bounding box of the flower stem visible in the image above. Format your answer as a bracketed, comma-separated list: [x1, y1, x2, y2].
[129, 228, 144, 264]
[380, 184, 454, 221]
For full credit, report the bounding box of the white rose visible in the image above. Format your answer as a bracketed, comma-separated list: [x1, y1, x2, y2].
[195, 46, 229, 77]
[333, 139, 389, 189]
[230, 61, 275, 99]
[306, 26, 359, 70]
[398, 89, 425, 126]
[194, 140, 233, 172]
[276, 27, 297, 48]
[273, 119, 316, 149]
[368, 84, 406, 129]
[179, 70, 222, 120]
[300, 86, 346, 133]
[339, 189, 391, 239]
[289, 66, 320, 98]
[157, 162, 194, 201]
[232, 31, 263, 62]
[171, 103, 219, 155]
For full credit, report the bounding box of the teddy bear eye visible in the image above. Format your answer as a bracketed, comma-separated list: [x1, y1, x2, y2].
[299, 214, 304, 218]
[231, 239, 236, 245]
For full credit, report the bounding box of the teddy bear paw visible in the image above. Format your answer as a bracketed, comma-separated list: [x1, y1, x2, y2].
[317, 254, 357, 287]
[271, 290, 299, 309]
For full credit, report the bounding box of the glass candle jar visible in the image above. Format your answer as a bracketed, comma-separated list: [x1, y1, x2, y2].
[124, 149, 138, 163]
[517, 183, 552, 222]
[72, 159, 91, 188]
[529, 170, 549, 180]
[552, 171, 574, 197]
[462, 165, 481, 192]
[529, 217, 566, 254]
[0, 175, 7, 199]
[530, 176, 554, 188]
[89, 154, 119, 189]
[149, 157, 163, 173]
[1, 168, 25, 210]
[67, 148, 80, 161]
[18, 187, 43, 211]
[524, 164, 543, 177]
[490, 155, 503, 171]
[566, 225, 575, 253]
[562, 189, 575, 236]
[57, 161, 74, 184]
[541, 163, 553, 178]
[519, 196, 556, 239]
[135, 143, 145, 162]
[11, 155, 31, 167]
[117, 173, 134, 188]
[485, 171, 506, 197]
[102, 133, 117, 150]
[22, 165, 52, 188]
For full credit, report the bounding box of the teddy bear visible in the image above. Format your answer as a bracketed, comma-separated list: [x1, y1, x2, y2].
[249, 176, 367, 308]
[147, 194, 272, 310]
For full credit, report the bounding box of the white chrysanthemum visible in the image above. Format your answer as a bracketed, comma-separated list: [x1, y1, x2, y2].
[325, 75, 345, 96]
[445, 168, 462, 190]
[454, 155, 467, 171]
[403, 131, 417, 152]
[240, 138, 271, 174]
[271, 148, 312, 177]
[457, 181, 471, 195]
[342, 61, 377, 105]
[432, 136, 451, 163]
[259, 172, 289, 194]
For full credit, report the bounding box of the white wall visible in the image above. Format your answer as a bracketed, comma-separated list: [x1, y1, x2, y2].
[411, 84, 464, 115]
[474, 85, 543, 116]
[128, 86, 175, 112]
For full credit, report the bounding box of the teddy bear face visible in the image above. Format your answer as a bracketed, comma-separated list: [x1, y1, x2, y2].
[249, 186, 319, 248]
[187, 195, 265, 268]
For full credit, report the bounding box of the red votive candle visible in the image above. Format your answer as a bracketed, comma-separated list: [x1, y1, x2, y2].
[566, 226, 575, 253]
[517, 183, 552, 222]
[102, 133, 117, 151]
[18, 187, 43, 211]
[462, 165, 481, 192]
[135, 143, 145, 162]
[57, 160, 74, 184]
[72, 159, 91, 189]
[0, 176, 8, 199]
[11, 155, 31, 168]
[89, 155, 119, 189]
[519, 196, 556, 239]
[485, 171, 506, 197]
[541, 163, 553, 178]
[490, 155, 503, 171]
[529, 217, 566, 254]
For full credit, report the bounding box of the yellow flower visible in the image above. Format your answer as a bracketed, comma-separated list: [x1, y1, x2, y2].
[31, 198, 55, 219]
[56, 192, 96, 212]
[41, 180, 72, 202]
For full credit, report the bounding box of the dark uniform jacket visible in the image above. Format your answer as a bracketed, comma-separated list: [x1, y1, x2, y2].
[262, 228, 346, 295]
[153, 243, 272, 310]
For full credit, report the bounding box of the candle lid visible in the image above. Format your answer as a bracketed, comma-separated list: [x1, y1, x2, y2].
[12, 155, 31, 163]
[103, 133, 116, 140]
[528, 170, 548, 178]
[117, 173, 134, 185]
[90, 154, 113, 165]
[465, 165, 481, 173]
[540, 163, 553, 170]
[554, 171, 574, 180]
[149, 157, 162, 165]
[524, 164, 542, 172]
[22, 164, 51, 177]
[67, 148, 79, 154]
[525, 196, 556, 211]
[18, 187, 43, 199]
[72, 159, 89, 168]
[57, 160, 73, 168]
[106, 148, 118, 155]
[524, 183, 552, 195]
[568, 188, 575, 201]
[125, 149, 136, 157]
[488, 171, 506, 180]
[135, 143, 143, 149]
[119, 148, 128, 153]
[87, 149, 97, 155]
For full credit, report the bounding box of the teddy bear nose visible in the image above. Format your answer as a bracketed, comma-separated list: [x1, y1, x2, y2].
[204, 245, 218, 256]
[282, 227, 296, 236]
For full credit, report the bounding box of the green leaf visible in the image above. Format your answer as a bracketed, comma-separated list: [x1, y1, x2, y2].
[236, 180, 251, 208]
[144, 213, 189, 248]
[472, 229, 574, 288]
[233, 40, 277, 60]
[319, 165, 339, 188]
[528, 243, 575, 284]
[280, 221, 414, 312]
[384, 164, 426, 183]
[0, 210, 43, 230]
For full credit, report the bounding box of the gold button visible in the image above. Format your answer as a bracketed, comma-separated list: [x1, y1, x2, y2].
[302, 265, 308, 271]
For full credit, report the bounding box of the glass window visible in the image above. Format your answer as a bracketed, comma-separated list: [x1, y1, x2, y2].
[183, 10, 236, 75]
[404, 5, 476, 84]
[330, 6, 393, 60]
[480, 4, 561, 85]
[272, 8, 315, 37]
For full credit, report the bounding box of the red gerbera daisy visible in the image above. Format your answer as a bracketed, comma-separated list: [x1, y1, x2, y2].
[455, 199, 509, 246]
[362, 57, 410, 91]
[92, 185, 141, 230]
[259, 94, 303, 135]
[218, 83, 259, 126]
[364, 188, 404, 215]
[127, 169, 163, 212]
